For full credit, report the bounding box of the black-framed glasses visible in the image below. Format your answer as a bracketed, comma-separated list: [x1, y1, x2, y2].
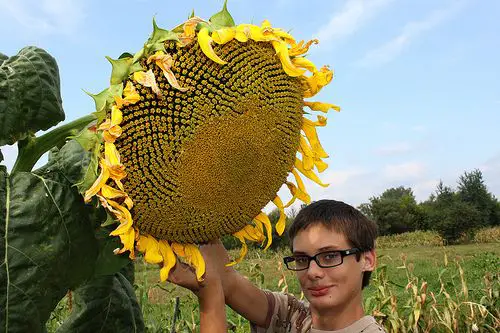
[283, 248, 361, 271]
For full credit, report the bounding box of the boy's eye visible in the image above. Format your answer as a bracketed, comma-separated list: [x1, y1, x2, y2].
[294, 256, 309, 264]
[321, 252, 340, 262]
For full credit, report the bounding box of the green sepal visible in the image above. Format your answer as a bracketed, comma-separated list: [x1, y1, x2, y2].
[209, 0, 235, 28]
[197, 22, 214, 33]
[70, 127, 100, 151]
[101, 212, 118, 227]
[189, 9, 195, 19]
[145, 18, 180, 55]
[106, 56, 135, 85]
[86, 83, 124, 122]
[132, 48, 145, 63]
[118, 52, 133, 59]
[74, 131, 102, 195]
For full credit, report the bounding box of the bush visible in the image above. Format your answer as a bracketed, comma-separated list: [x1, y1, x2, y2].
[473, 226, 500, 244]
[376, 230, 443, 249]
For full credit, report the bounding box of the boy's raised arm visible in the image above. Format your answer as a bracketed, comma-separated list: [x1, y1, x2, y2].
[167, 240, 270, 327]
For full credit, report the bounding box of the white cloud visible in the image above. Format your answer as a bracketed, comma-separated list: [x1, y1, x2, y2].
[0, 0, 86, 35]
[312, 0, 394, 43]
[374, 142, 412, 156]
[357, 1, 465, 67]
[383, 161, 426, 181]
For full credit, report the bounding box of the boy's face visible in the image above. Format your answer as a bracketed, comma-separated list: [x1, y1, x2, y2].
[291, 223, 375, 313]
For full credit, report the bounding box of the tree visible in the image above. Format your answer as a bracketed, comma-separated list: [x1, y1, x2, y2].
[457, 169, 499, 227]
[361, 187, 419, 235]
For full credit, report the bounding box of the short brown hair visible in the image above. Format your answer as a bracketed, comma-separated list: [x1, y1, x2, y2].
[288, 200, 378, 289]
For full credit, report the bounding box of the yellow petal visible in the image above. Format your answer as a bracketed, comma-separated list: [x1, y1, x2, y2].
[183, 16, 205, 38]
[114, 82, 141, 109]
[290, 169, 312, 204]
[271, 40, 305, 77]
[314, 158, 328, 173]
[137, 235, 163, 264]
[84, 162, 110, 202]
[273, 196, 286, 236]
[302, 154, 314, 171]
[158, 240, 176, 282]
[148, 51, 189, 92]
[304, 101, 340, 113]
[227, 233, 248, 266]
[295, 159, 329, 187]
[104, 142, 121, 166]
[240, 224, 265, 243]
[115, 228, 135, 259]
[171, 243, 186, 257]
[123, 81, 140, 103]
[289, 39, 319, 57]
[110, 105, 123, 126]
[235, 24, 250, 42]
[299, 136, 314, 157]
[197, 27, 226, 65]
[101, 184, 127, 200]
[292, 57, 318, 73]
[254, 212, 273, 250]
[185, 244, 205, 281]
[303, 115, 327, 127]
[212, 27, 236, 44]
[133, 69, 161, 95]
[284, 182, 298, 208]
[97, 119, 111, 131]
[260, 20, 295, 44]
[302, 119, 328, 158]
[302, 66, 334, 97]
[108, 200, 133, 235]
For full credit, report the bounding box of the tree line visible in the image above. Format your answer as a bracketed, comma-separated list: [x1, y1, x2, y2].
[358, 169, 499, 243]
[222, 169, 499, 250]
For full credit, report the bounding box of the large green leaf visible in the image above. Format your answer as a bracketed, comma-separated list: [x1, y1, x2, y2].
[56, 263, 144, 333]
[0, 146, 98, 332]
[0, 46, 64, 146]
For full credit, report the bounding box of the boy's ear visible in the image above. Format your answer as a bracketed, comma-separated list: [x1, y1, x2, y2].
[362, 249, 376, 272]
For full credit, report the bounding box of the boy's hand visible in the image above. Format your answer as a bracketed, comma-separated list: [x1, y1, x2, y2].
[167, 239, 231, 294]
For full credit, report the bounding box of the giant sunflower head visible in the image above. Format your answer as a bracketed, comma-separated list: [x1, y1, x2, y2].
[83, 2, 339, 281]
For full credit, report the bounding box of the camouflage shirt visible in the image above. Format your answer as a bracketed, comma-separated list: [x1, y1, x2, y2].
[250, 291, 386, 333]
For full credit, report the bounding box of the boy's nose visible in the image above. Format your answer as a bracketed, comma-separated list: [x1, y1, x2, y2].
[306, 259, 325, 279]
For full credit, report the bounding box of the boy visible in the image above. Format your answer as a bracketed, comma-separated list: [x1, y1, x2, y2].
[169, 200, 385, 332]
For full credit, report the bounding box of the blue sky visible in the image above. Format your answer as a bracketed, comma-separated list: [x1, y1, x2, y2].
[1, 0, 499, 207]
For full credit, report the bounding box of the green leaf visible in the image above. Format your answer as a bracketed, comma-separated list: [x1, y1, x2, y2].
[93, 226, 130, 277]
[0, 47, 65, 146]
[0, 154, 99, 332]
[209, 0, 235, 28]
[0, 53, 7, 63]
[56, 264, 144, 333]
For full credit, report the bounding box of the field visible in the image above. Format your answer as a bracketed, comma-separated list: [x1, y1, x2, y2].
[48, 237, 500, 332]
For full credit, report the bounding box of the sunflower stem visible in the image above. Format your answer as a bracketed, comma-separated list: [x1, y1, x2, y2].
[11, 114, 96, 173]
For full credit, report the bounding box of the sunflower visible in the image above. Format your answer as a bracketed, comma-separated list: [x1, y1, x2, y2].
[82, 1, 339, 282]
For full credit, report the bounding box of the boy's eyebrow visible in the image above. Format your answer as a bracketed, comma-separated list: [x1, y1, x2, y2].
[292, 245, 340, 255]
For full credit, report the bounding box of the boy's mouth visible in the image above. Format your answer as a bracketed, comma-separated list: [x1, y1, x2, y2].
[308, 286, 331, 296]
